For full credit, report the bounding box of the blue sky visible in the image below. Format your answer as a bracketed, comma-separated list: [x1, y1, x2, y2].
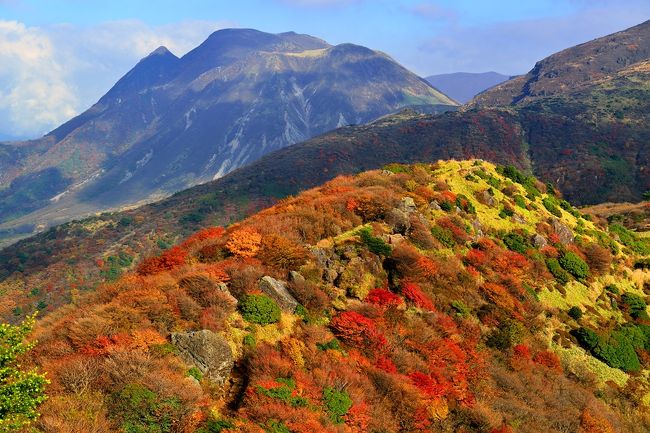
[0, 0, 649, 137]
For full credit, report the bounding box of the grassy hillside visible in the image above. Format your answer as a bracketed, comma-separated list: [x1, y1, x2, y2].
[18, 160, 650, 433]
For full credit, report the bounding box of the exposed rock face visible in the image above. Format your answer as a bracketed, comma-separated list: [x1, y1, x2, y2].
[171, 330, 233, 388]
[532, 234, 548, 249]
[399, 197, 417, 213]
[551, 218, 574, 245]
[386, 208, 410, 235]
[259, 276, 298, 311]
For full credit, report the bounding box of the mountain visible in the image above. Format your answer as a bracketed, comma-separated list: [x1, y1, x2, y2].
[426, 71, 511, 104]
[0, 28, 456, 228]
[471, 20, 650, 107]
[20, 160, 650, 432]
[2, 20, 650, 316]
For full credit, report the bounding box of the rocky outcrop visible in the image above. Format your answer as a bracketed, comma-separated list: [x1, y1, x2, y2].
[171, 330, 233, 388]
[551, 218, 574, 245]
[259, 276, 299, 312]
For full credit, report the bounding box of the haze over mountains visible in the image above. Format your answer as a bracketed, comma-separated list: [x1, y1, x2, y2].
[0, 28, 456, 235]
[426, 71, 511, 104]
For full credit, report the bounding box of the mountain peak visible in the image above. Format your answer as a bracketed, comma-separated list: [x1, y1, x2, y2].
[148, 46, 176, 58]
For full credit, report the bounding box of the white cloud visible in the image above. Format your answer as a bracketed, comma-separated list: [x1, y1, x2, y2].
[0, 19, 232, 138]
[0, 20, 77, 137]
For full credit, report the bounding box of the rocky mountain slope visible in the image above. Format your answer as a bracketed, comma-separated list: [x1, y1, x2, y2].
[21, 160, 650, 432]
[0, 28, 456, 227]
[426, 72, 511, 104]
[471, 20, 650, 107]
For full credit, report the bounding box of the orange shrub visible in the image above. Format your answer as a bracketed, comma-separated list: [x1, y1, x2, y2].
[226, 228, 262, 258]
[137, 246, 188, 275]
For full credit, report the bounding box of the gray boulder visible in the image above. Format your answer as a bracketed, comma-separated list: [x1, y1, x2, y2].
[386, 208, 411, 234]
[399, 196, 417, 213]
[532, 234, 548, 248]
[551, 218, 574, 245]
[259, 276, 299, 311]
[171, 330, 233, 388]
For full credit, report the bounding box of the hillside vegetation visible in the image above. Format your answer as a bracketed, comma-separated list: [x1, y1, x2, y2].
[20, 160, 650, 433]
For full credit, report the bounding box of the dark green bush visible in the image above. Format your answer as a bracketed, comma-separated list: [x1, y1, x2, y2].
[605, 284, 620, 295]
[621, 292, 649, 320]
[502, 232, 531, 254]
[323, 387, 353, 424]
[317, 338, 342, 351]
[239, 294, 281, 324]
[513, 195, 527, 209]
[486, 320, 525, 350]
[359, 227, 392, 256]
[571, 327, 641, 372]
[567, 306, 583, 320]
[542, 197, 562, 217]
[558, 252, 589, 279]
[545, 258, 571, 284]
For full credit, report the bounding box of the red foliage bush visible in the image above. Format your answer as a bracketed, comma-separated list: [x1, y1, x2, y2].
[408, 371, 447, 399]
[366, 288, 403, 307]
[137, 246, 188, 275]
[330, 311, 387, 351]
[180, 226, 225, 248]
[513, 344, 532, 361]
[533, 350, 563, 373]
[401, 281, 435, 311]
[375, 355, 398, 373]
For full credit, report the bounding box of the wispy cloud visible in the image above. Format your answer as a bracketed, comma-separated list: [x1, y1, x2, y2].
[0, 19, 231, 138]
[407, 2, 458, 23]
[413, 4, 650, 76]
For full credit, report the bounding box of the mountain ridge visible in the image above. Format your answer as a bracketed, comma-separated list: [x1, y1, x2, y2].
[0, 28, 456, 231]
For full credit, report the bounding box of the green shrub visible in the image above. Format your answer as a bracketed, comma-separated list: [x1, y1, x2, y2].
[359, 227, 392, 256]
[243, 334, 256, 347]
[610, 223, 650, 255]
[502, 232, 531, 254]
[239, 294, 281, 325]
[486, 320, 525, 350]
[499, 206, 514, 219]
[567, 306, 583, 320]
[571, 327, 641, 372]
[513, 195, 527, 209]
[545, 258, 571, 284]
[621, 292, 649, 320]
[187, 367, 202, 382]
[558, 252, 589, 279]
[431, 225, 455, 248]
[323, 387, 353, 424]
[542, 197, 562, 217]
[113, 383, 183, 433]
[264, 420, 291, 433]
[605, 284, 620, 295]
[451, 300, 470, 318]
[317, 338, 342, 351]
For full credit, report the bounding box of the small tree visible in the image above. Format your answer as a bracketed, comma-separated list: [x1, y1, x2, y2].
[0, 314, 48, 432]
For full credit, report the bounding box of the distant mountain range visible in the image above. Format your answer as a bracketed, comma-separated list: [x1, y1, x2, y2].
[426, 71, 511, 103]
[0, 28, 456, 232]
